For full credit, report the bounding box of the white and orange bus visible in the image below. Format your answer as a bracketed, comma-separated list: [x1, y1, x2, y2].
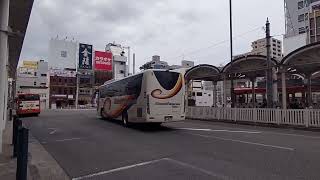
[97, 70, 186, 126]
[16, 93, 41, 116]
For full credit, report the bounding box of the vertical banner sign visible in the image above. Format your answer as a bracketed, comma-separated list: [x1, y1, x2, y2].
[79, 43, 93, 70]
[94, 51, 113, 71]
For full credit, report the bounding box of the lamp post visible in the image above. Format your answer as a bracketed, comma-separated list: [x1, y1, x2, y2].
[229, 0, 235, 108]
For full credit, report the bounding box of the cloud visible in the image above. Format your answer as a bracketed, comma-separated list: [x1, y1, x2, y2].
[20, 0, 285, 70]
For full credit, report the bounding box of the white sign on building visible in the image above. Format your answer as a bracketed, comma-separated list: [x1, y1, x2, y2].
[48, 39, 77, 69]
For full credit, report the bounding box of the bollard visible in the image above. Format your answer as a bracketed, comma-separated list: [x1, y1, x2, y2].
[9, 108, 13, 121]
[13, 118, 22, 158]
[12, 116, 17, 145]
[16, 127, 29, 180]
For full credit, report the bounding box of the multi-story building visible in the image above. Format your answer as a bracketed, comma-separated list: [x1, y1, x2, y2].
[284, 0, 320, 54]
[49, 68, 76, 109]
[105, 43, 128, 80]
[309, 4, 320, 43]
[140, 55, 169, 70]
[251, 38, 283, 59]
[140, 55, 195, 70]
[16, 60, 50, 109]
[234, 38, 283, 60]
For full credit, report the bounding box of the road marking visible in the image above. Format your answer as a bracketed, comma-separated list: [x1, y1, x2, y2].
[184, 121, 320, 139]
[176, 128, 261, 134]
[72, 158, 168, 180]
[165, 158, 228, 180]
[263, 131, 320, 139]
[55, 137, 83, 142]
[188, 133, 295, 151]
[48, 128, 57, 135]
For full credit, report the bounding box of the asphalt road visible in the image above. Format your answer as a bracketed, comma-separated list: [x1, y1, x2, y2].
[22, 110, 320, 180]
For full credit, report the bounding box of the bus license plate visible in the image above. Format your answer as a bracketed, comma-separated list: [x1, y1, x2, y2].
[164, 116, 172, 121]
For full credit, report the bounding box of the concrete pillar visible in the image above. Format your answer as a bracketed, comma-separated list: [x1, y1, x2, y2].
[251, 78, 256, 108]
[0, 0, 10, 154]
[223, 75, 227, 107]
[281, 71, 287, 109]
[306, 74, 312, 107]
[212, 81, 217, 107]
[272, 68, 278, 104]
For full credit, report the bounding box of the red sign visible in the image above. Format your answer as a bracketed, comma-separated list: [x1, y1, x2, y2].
[94, 51, 113, 71]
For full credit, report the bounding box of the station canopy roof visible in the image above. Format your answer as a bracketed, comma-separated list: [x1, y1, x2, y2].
[8, 0, 34, 78]
[184, 64, 221, 82]
[222, 55, 278, 79]
[281, 42, 320, 76]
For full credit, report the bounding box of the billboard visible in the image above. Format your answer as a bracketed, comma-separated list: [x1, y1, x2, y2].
[48, 39, 77, 69]
[23, 61, 38, 69]
[94, 51, 113, 71]
[79, 43, 93, 70]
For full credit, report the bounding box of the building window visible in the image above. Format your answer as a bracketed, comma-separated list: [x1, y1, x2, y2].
[34, 72, 37, 76]
[61, 51, 67, 58]
[278, 54, 282, 56]
[41, 74, 47, 77]
[64, 89, 68, 94]
[196, 92, 202, 96]
[298, 14, 305, 22]
[120, 62, 125, 65]
[298, 1, 304, 9]
[69, 89, 73, 94]
[34, 82, 36, 86]
[40, 83, 46, 86]
[119, 70, 124, 74]
[59, 78, 62, 83]
[298, 27, 306, 34]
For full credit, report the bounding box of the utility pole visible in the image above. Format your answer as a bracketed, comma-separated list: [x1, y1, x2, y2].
[123, 46, 130, 76]
[229, 0, 235, 108]
[75, 72, 79, 109]
[266, 18, 273, 108]
[133, 53, 136, 75]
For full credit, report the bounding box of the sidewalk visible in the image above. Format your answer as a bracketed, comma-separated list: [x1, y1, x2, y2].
[0, 119, 69, 180]
[0, 119, 20, 180]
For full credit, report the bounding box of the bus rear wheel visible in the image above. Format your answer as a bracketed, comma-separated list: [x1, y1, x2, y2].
[122, 112, 130, 127]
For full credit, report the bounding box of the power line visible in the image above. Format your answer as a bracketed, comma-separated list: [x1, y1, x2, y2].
[164, 26, 264, 61]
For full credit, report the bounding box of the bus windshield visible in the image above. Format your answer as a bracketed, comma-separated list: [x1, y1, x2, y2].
[18, 94, 40, 101]
[153, 71, 180, 90]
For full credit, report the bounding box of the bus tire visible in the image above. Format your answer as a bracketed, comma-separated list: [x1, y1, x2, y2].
[122, 112, 130, 127]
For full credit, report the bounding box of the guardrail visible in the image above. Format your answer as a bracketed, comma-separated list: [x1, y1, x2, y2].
[187, 107, 320, 128]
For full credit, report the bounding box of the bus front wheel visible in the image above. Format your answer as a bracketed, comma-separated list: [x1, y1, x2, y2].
[122, 112, 130, 127]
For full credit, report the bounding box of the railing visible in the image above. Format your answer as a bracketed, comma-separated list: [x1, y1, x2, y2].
[187, 107, 320, 128]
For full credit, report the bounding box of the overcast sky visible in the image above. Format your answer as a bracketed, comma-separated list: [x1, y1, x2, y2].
[20, 0, 285, 70]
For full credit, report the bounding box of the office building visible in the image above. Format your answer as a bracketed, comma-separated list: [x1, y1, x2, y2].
[16, 60, 50, 109]
[105, 43, 128, 80]
[140, 55, 195, 70]
[284, 0, 320, 54]
[234, 38, 283, 60]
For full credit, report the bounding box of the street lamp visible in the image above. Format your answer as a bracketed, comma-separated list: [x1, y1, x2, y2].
[229, 0, 235, 108]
